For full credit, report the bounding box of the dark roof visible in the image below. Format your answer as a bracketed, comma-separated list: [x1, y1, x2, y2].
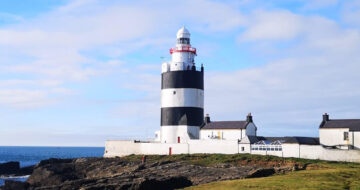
[201, 121, 249, 130]
[247, 136, 319, 145]
[320, 119, 360, 131]
[247, 136, 261, 144]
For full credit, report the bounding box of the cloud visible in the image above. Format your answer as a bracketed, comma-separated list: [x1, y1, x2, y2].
[0, 12, 24, 22]
[303, 0, 338, 10]
[239, 10, 303, 41]
[0, 0, 243, 110]
[1, 0, 360, 145]
[0, 89, 53, 109]
[341, 0, 360, 27]
[206, 8, 360, 136]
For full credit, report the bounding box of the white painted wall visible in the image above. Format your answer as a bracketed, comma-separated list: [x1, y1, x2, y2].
[140, 143, 188, 155]
[171, 52, 194, 69]
[353, 131, 360, 149]
[161, 62, 170, 73]
[200, 129, 243, 140]
[282, 144, 300, 158]
[188, 139, 239, 154]
[320, 128, 350, 149]
[345, 131, 360, 149]
[105, 139, 360, 163]
[300, 145, 360, 162]
[161, 88, 204, 108]
[154, 131, 161, 142]
[239, 143, 251, 154]
[104, 140, 142, 157]
[161, 125, 199, 143]
[104, 140, 189, 157]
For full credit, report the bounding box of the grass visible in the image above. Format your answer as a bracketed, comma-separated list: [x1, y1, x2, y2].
[121, 154, 359, 168]
[185, 168, 360, 190]
[120, 153, 330, 166]
[119, 154, 360, 190]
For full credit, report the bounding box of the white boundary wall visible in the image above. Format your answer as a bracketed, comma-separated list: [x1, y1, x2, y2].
[105, 140, 360, 163]
[188, 140, 239, 154]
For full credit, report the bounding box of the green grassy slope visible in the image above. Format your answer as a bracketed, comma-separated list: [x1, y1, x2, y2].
[119, 154, 360, 190]
[186, 168, 360, 190]
[180, 155, 360, 190]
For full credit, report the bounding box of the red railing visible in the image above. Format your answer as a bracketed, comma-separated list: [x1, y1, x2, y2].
[170, 46, 196, 54]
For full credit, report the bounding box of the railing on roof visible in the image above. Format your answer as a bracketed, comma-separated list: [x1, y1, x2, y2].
[170, 46, 197, 54]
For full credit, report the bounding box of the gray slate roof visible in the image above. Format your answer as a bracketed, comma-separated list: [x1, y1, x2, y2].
[247, 136, 319, 145]
[201, 121, 248, 130]
[320, 119, 360, 131]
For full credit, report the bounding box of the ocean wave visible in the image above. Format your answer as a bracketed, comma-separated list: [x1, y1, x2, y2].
[0, 175, 30, 179]
[0, 175, 29, 186]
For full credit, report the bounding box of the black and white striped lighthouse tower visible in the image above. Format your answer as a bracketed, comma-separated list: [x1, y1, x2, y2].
[160, 27, 204, 143]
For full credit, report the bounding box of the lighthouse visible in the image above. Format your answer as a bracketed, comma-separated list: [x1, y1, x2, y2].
[160, 27, 204, 143]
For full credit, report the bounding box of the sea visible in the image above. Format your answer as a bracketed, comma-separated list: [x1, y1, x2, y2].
[0, 146, 104, 186]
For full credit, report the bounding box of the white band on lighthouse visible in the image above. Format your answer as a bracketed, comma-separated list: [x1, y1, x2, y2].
[161, 88, 204, 108]
[160, 27, 204, 143]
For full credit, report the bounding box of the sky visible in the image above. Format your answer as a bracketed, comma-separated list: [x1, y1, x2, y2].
[1, 0, 360, 146]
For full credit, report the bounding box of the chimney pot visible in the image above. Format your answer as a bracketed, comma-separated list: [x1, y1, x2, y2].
[246, 113, 253, 122]
[204, 114, 210, 124]
[323, 113, 329, 122]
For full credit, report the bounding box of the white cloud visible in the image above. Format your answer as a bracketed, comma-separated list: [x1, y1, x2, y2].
[0, 89, 53, 109]
[341, 0, 360, 27]
[239, 10, 303, 41]
[0, 0, 243, 110]
[303, 0, 338, 10]
[0, 12, 23, 22]
[207, 8, 360, 136]
[2, 0, 360, 144]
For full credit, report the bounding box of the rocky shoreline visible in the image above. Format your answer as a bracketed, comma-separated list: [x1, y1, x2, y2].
[0, 162, 34, 177]
[0, 155, 305, 190]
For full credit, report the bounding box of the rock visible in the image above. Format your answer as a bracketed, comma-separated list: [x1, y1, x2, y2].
[1, 180, 29, 190]
[137, 176, 192, 190]
[0, 162, 20, 175]
[22, 157, 297, 190]
[247, 168, 275, 178]
[16, 165, 34, 176]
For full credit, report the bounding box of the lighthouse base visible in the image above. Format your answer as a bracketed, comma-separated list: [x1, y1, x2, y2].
[160, 125, 199, 143]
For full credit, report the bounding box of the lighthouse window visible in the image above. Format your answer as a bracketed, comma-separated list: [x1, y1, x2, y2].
[177, 38, 190, 44]
[173, 91, 176, 95]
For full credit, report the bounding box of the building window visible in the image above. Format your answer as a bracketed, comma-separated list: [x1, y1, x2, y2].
[241, 147, 245, 151]
[344, 132, 349, 140]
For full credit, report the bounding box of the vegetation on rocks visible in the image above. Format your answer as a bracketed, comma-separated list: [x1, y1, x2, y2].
[1, 154, 359, 190]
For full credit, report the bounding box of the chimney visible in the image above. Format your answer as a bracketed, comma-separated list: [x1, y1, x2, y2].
[246, 113, 253, 122]
[323, 113, 329, 122]
[204, 114, 211, 124]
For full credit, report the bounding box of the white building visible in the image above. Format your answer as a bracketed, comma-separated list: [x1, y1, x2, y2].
[319, 113, 360, 150]
[200, 113, 257, 141]
[104, 27, 360, 163]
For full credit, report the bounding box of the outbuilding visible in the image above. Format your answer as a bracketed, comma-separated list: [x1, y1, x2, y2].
[200, 113, 257, 141]
[319, 113, 360, 149]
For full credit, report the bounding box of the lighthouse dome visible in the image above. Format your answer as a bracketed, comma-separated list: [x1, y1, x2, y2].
[177, 26, 190, 39]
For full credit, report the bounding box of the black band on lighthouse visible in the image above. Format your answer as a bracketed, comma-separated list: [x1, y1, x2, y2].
[161, 107, 204, 126]
[161, 70, 204, 89]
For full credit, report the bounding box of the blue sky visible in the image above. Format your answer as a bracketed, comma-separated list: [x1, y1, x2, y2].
[1, 0, 360, 146]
